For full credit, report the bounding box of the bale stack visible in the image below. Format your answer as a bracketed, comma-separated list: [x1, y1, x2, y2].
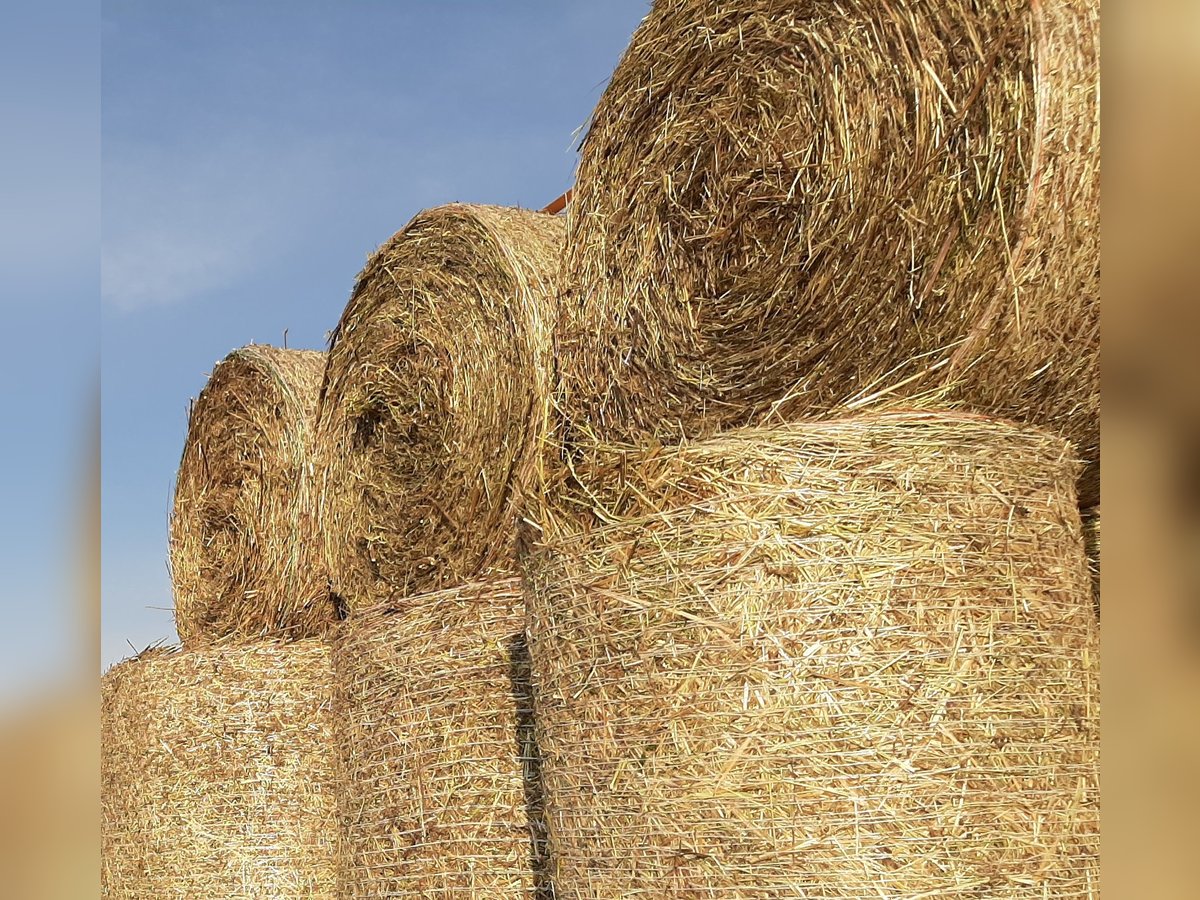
[101, 642, 338, 899]
[525, 412, 1099, 898]
[170, 344, 329, 643]
[556, 0, 1100, 505]
[330, 578, 549, 898]
[315, 203, 564, 614]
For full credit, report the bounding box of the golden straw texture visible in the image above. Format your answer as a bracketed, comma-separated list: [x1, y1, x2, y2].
[558, 0, 1100, 505]
[170, 344, 329, 643]
[330, 579, 549, 898]
[315, 204, 563, 613]
[101, 642, 337, 899]
[526, 411, 1098, 898]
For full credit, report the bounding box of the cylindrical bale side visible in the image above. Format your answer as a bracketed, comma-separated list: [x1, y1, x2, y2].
[170, 344, 329, 643]
[526, 412, 1099, 898]
[330, 578, 549, 898]
[558, 0, 1100, 505]
[315, 204, 563, 613]
[101, 641, 337, 899]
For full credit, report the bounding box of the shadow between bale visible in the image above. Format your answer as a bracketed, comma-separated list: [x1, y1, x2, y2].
[330, 579, 550, 898]
[507, 631, 556, 900]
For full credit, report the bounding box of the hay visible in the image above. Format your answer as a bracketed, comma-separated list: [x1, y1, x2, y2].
[170, 344, 329, 643]
[1083, 504, 1100, 614]
[330, 578, 549, 898]
[101, 641, 337, 899]
[525, 411, 1099, 898]
[558, 0, 1101, 505]
[315, 204, 563, 614]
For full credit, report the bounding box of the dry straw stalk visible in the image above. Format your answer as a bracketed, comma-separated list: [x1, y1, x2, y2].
[316, 204, 563, 614]
[526, 411, 1099, 898]
[170, 344, 330, 643]
[558, 0, 1100, 505]
[330, 578, 549, 898]
[101, 641, 338, 899]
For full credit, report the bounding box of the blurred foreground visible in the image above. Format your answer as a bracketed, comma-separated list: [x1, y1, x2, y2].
[1103, 1, 1200, 896]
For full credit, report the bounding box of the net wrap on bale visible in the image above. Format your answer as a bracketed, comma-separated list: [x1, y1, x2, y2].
[316, 204, 563, 613]
[101, 641, 337, 899]
[170, 344, 329, 643]
[330, 578, 548, 898]
[526, 412, 1099, 898]
[558, 0, 1100, 504]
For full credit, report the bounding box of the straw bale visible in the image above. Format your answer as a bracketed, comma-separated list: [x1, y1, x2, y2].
[558, 0, 1101, 505]
[330, 578, 549, 898]
[1083, 504, 1100, 614]
[100, 641, 337, 899]
[526, 411, 1099, 898]
[315, 204, 563, 614]
[170, 344, 329, 643]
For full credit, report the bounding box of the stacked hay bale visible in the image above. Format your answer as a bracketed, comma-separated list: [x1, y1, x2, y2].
[170, 344, 329, 643]
[525, 412, 1099, 897]
[556, 0, 1100, 506]
[331, 579, 549, 898]
[314, 203, 563, 896]
[315, 203, 564, 612]
[105, 1, 1105, 896]
[101, 642, 337, 899]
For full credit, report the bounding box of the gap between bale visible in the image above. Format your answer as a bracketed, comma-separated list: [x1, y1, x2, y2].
[101, 641, 338, 900]
[330, 578, 551, 899]
[525, 411, 1099, 898]
[557, 0, 1100, 505]
[315, 204, 563, 614]
[170, 344, 330, 644]
[1083, 504, 1100, 615]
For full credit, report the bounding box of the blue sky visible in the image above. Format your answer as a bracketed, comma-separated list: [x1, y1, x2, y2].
[100, 1, 649, 668]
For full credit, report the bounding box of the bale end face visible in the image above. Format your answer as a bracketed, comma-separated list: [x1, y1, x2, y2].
[557, 0, 1099, 502]
[315, 204, 563, 612]
[170, 344, 331, 644]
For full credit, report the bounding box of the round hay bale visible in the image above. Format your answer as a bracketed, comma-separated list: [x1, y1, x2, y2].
[526, 411, 1099, 898]
[170, 344, 329, 643]
[315, 203, 563, 612]
[331, 578, 548, 898]
[558, 0, 1100, 505]
[101, 641, 337, 899]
